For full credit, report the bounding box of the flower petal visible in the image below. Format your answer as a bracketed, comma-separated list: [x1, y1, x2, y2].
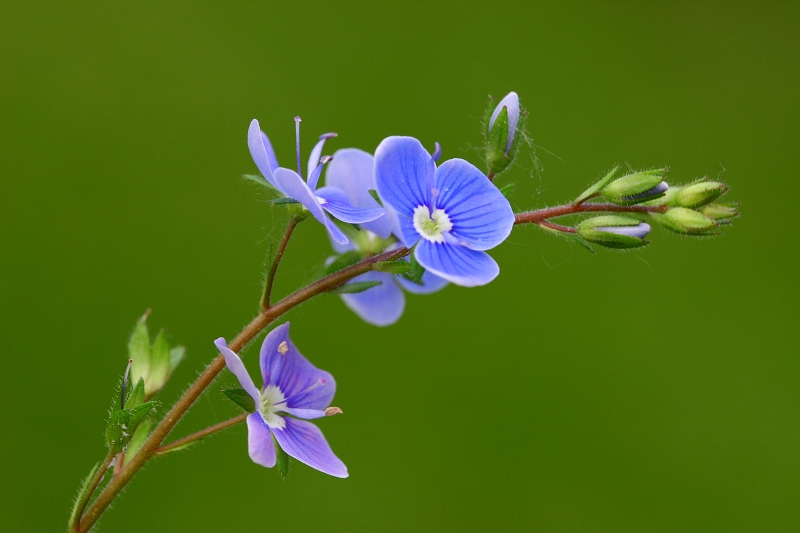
[374, 136, 435, 244]
[326, 149, 393, 238]
[307, 133, 336, 187]
[282, 407, 326, 419]
[488, 91, 520, 152]
[340, 271, 405, 326]
[434, 158, 515, 250]
[414, 240, 500, 287]
[248, 119, 280, 190]
[246, 412, 276, 468]
[273, 168, 349, 245]
[316, 186, 385, 224]
[396, 267, 449, 295]
[273, 417, 348, 478]
[259, 323, 336, 410]
[214, 337, 259, 404]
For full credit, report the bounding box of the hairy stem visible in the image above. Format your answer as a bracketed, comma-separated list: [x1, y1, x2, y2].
[156, 413, 249, 455]
[78, 245, 409, 532]
[69, 451, 114, 533]
[514, 202, 667, 226]
[261, 217, 300, 311]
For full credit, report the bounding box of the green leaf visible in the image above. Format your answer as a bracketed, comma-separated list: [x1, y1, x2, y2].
[324, 251, 363, 275]
[124, 418, 152, 459]
[401, 246, 425, 285]
[223, 388, 256, 413]
[106, 402, 157, 453]
[498, 183, 516, 198]
[147, 330, 171, 394]
[272, 197, 300, 205]
[573, 166, 619, 206]
[69, 461, 100, 527]
[169, 346, 186, 373]
[332, 281, 382, 294]
[126, 377, 146, 410]
[275, 438, 290, 480]
[242, 173, 280, 193]
[128, 317, 151, 388]
[485, 106, 511, 175]
[368, 189, 383, 206]
[373, 260, 412, 274]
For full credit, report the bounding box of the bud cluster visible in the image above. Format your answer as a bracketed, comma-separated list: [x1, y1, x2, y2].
[646, 179, 738, 235]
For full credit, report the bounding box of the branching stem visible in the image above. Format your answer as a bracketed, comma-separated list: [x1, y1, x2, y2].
[261, 217, 300, 310]
[156, 413, 248, 455]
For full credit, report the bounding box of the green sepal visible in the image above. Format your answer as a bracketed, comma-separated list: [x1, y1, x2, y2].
[699, 202, 739, 221]
[148, 331, 171, 394]
[577, 215, 649, 249]
[325, 251, 363, 275]
[573, 166, 619, 206]
[373, 260, 412, 274]
[272, 197, 300, 205]
[669, 181, 727, 208]
[223, 388, 256, 413]
[275, 437, 290, 480]
[169, 346, 186, 373]
[286, 202, 309, 220]
[651, 208, 719, 235]
[332, 281, 382, 294]
[69, 461, 100, 527]
[602, 169, 667, 206]
[498, 183, 516, 198]
[242, 174, 280, 193]
[125, 377, 146, 410]
[368, 189, 383, 206]
[401, 245, 426, 285]
[565, 233, 596, 254]
[486, 106, 510, 173]
[128, 318, 150, 391]
[106, 402, 157, 453]
[124, 418, 152, 460]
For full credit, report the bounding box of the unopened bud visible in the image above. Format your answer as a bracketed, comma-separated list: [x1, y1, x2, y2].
[651, 207, 719, 235]
[602, 170, 669, 206]
[485, 92, 524, 176]
[669, 181, 727, 208]
[577, 216, 651, 248]
[325, 407, 343, 416]
[699, 202, 739, 221]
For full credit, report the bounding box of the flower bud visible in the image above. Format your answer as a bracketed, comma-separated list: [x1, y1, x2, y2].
[602, 170, 669, 206]
[577, 215, 651, 248]
[669, 181, 727, 208]
[651, 207, 719, 235]
[699, 202, 739, 221]
[128, 313, 186, 398]
[485, 92, 523, 176]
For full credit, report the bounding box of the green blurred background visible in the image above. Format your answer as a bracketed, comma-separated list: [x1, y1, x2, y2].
[2, 1, 798, 531]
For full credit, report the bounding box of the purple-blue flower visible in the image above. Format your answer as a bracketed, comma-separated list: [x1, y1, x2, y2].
[214, 323, 347, 478]
[324, 148, 448, 326]
[248, 118, 385, 245]
[374, 137, 515, 287]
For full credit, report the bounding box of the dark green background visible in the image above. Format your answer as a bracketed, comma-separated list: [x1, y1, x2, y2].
[2, 1, 798, 531]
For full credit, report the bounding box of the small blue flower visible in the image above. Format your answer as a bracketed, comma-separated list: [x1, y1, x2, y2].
[374, 137, 515, 287]
[248, 118, 385, 245]
[214, 323, 348, 478]
[325, 148, 447, 326]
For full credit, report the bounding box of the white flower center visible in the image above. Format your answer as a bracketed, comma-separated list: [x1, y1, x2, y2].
[259, 385, 287, 429]
[413, 205, 453, 243]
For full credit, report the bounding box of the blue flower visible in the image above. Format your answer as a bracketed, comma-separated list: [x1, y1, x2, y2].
[325, 148, 448, 326]
[214, 323, 348, 478]
[248, 118, 385, 245]
[374, 137, 515, 287]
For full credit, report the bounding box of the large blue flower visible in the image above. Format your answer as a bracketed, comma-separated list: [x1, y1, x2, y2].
[374, 137, 515, 287]
[248, 118, 384, 245]
[214, 323, 347, 478]
[325, 148, 447, 326]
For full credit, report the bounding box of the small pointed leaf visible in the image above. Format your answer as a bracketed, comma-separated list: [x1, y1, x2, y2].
[565, 233, 596, 254]
[368, 189, 383, 206]
[69, 461, 100, 527]
[498, 183, 516, 198]
[324, 251, 363, 275]
[573, 166, 619, 206]
[332, 281, 382, 294]
[272, 197, 300, 205]
[242, 173, 280, 193]
[223, 388, 256, 413]
[126, 377, 146, 410]
[373, 260, 412, 274]
[275, 438, 290, 479]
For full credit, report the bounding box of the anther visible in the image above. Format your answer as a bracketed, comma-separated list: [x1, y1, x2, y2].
[325, 407, 343, 416]
[277, 341, 288, 355]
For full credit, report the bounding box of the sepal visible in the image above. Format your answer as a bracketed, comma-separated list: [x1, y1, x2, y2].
[332, 281, 383, 294]
[577, 215, 651, 249]
[573, 167, 619, 206]
[650, 207, 719, 235]
[105, 401, 157, 453]
[669, 181, 728, 208]
[602, 169, 668, 205]
[484, 92, 525, 176]
[223, 388, 257, 413]
[373, 260, 412, 274]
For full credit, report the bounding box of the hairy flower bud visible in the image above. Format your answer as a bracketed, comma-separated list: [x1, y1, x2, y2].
[577, 215, 651, 248]
[651, 207, 719, 235]
[670, 181, 728, 208]
[485, 92, 523, 177]
[602, 170, 669, 206]
[699, 202, 739, 221]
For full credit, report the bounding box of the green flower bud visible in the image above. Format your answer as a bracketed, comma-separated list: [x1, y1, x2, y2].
[602, 169, 669, 206]
[650, 207, 719, 235]
[669, 181, 727, 208]
[699, 202, 739, 221]
[577, 215, 651, 249]
[128, 312, 185, 398]
[484, 92, 524, 177]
